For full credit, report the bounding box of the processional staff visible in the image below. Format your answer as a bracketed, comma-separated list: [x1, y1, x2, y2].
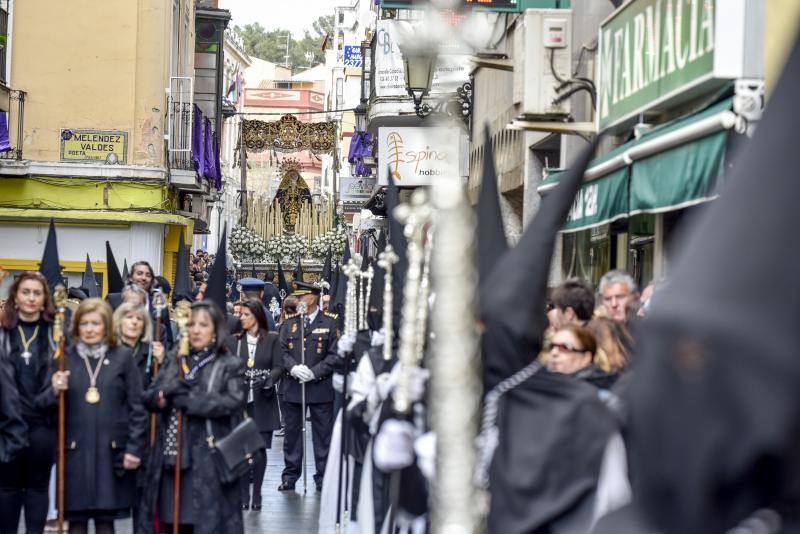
[387, 189, 432, 533]
[150, 289, 167, 448]
[298, 299, 310, 495]
[53, 285, 67, 534]
[171, 301, 191, 534]
[335, 257, 362, 533]
[377, 245, 399, 362]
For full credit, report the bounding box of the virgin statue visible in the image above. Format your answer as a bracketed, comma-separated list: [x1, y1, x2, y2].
[274, 158, 311, 233]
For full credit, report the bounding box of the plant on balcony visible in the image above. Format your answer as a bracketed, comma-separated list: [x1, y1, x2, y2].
[310, 226, 348, 261]
[266, 233, 309, 261]
[230, 226, 267, 263]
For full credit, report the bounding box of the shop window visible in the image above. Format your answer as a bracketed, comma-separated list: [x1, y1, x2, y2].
[561, 225, 611, 289]
[628, 214, 655, 290]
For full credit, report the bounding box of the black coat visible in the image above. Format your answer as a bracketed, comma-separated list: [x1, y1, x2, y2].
[279, 311, 340, 404]
[127, 341, 154, 392]
[234, 332, 282, 433]
[41, 345, 147, 514]
[0, 349, 26, 462]
[138, 350, 245, 534]
[262, 283, 282, 310]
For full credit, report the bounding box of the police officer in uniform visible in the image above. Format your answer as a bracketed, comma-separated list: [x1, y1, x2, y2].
[237, 278, 276, 331]
[278, 281, 340, 492]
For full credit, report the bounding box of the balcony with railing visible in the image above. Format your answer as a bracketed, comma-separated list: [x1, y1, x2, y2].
[0, 90, 25, 161]
[167, 79, 222, 195]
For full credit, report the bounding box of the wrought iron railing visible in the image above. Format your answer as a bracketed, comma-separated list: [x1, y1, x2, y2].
[0, 90, 24, 161]
[0, 6, 7, 86]
[168, 100, 194, 171]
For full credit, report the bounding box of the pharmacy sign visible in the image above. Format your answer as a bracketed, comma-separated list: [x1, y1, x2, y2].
[597, 0, 752, 131]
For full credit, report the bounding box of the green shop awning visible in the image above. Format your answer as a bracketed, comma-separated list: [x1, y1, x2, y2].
[628, 98, 733, 215]
[539, 98, 738, 232]
[540, 143, 630, 233]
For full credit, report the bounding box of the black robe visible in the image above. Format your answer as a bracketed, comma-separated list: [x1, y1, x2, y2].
[0, 349, 26, 462]
[138, 350, 245, 534]
[40, 345, 147, 516]
[233, 332, 282, 433]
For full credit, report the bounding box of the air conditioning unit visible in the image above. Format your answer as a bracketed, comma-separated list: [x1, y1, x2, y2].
[513, 9, 573, 119]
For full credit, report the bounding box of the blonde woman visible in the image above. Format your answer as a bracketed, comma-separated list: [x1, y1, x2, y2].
[112, 303, 165, 391]
[48, 298, 147, 534]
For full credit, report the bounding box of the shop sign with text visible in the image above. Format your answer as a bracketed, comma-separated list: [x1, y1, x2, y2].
[340, 176, 376, 202]
[378, 127, 466, 187]
[374, 20, 470, 98]
[60, 129, 128, 164]
[597, 0, 724, 130]
[344, 45, 363, 68]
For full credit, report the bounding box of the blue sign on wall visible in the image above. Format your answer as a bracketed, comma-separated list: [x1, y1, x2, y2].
[344, 45, 363, 68]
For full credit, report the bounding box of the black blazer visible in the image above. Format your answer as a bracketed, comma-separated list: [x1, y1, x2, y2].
[41, 345, 147, 513]
[235, 332, 282, 433]
[279, 311, 340, 404]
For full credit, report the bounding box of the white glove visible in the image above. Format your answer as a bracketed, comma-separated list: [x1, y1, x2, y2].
[375, 372, 394, 401]
[370, 328, 386, 347]
[337, 331, 356, 357]
[291, 365, 315, 383]
[373, 419, 415, 472]
[414, 432, 436, 481]
[332, 372, 344, 393]
[407, 367, 430, 403]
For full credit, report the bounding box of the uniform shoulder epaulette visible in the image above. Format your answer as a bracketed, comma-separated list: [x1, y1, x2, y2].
[285, 312, 300, 320]
[324, 311, 339, 320]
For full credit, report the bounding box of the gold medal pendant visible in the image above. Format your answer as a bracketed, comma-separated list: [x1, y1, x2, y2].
[85, 386, 101, 404]
[247, 358, 255, 368]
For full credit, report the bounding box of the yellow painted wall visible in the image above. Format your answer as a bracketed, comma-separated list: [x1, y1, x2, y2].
[162, 224, 192, 298]
[0, 259, 110, 298]
[0, 177, 169, 211]
[11, 0, 194, 167]
[766, 0, 800, 94]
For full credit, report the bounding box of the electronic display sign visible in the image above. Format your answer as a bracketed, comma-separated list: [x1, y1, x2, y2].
[380, 0, 519, 11]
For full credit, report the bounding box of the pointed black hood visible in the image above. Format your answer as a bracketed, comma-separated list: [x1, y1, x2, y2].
[329, 244, 351, 317]
[105, 241, 125, 294]
[387, 175, 408, 340]
[172, 230, 193, 303]
[39, 220, 63, 292]
[477, 126, 509, 288]
[277, 258, 290, 297]
[204, 226, 228, 314]
[292, 256, 304, 285]
[368, 230, 387, 330]
[481, 134, 601, 374]
[627, 39, 800, 534]
[82, 254, 99, 298]
[322, 247, 333, 285]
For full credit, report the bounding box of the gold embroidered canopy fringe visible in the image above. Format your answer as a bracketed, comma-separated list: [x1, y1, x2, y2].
[239, 115, 337, 155]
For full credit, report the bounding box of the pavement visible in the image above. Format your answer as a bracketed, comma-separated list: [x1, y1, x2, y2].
[23, 434, 322, 533]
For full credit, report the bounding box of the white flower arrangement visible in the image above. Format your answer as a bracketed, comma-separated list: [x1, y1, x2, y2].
[266, 233, 309, 261]
[310, 226, 348, 261]
[230, 226, 268, 263]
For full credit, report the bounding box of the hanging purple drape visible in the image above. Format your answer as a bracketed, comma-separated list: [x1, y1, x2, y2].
[0, 113, 11, 152]
[350, 131, 373, 177]
[359, 132, 374, 157]
[348, 132, 360, 164]
[213, 134, 222, 190]
[191, 105, 205, 173]
[202, 117, 215, 181]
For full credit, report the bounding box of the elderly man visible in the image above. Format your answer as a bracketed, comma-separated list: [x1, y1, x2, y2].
[599, 269, 638, 323]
